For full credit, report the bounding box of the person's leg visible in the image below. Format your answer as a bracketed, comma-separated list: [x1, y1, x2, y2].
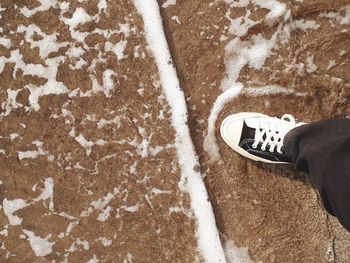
[284, 119, 350, 231]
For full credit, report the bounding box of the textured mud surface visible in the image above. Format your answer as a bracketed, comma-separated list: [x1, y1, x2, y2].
[160, 0, 350, 262]
[1, 0, 350, 262]
[0, 1, 197, 262]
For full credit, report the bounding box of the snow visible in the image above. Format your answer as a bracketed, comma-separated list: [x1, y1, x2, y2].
[18, 141, 48, 160]
[10, 133, 19, 140]
[17, 24, 67, 59]
[204, 83, 243, 161]
[224, 240, 257, 263]
[97, 237, 112, 247]
[171, 16, 181, 24]
[2, 198, 29, 226]
[0, 37, 11, 48]
[252, 0, 287, 25]
[34, 177, 54, 210]
[97, 0, 107, 12]
[162, 0, 176, 8]
[97, 116, 121, 128]
[327, 60, 337, 70]
[87, 255, 99, 263]
[306, 54, 317, 73]
[206, 0, 313, 161]
[69, 128, 106, 156]
[320, 5, 350, 25]
[132, 0, 226, 261]
[225, 0, 249, 8]
[225, 9, 257, 37]
[102, 69, 117, 97]
[23, 230, 55, 257]
[220, 30, 281, 91]
[20, 0, 57, 17]
[291, 19, 320, 32]
[105, 40, 128, 60]
[63, 8, 92, 29]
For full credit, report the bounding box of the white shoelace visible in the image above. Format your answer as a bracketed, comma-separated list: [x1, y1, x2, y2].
[252, 114, 303, 154]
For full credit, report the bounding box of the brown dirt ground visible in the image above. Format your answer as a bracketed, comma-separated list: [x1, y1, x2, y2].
[160, 0, 350, 262]
[0, 0, 198, 262]
[1, 0, 350, 262]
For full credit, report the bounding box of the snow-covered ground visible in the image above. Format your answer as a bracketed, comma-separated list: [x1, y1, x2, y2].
[1, 0, 350, 262]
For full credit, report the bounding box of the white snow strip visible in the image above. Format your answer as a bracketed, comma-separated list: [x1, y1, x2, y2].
[23, 230, 55, 257]
[132, 1, 226, 262]
[204, 84, 243, 161]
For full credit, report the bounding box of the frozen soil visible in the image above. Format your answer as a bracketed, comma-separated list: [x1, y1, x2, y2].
[160, 0, 350, 262]
[1, 0, 350, 262]
[0, 1, 198, 262]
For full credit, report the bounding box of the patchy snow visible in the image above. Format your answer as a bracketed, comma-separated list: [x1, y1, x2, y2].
[23, 230, 55, 257]
[97, 116, 121, 128]
[252, 0, 287, 25]
[102, 69, 117, 97]
[63, 7, 92, 29]
[224, 240, 257, 263]
[87, 255, 99, 263]
[17, 24, 67, 59]
[69, 128, 106, 156]
[204, 83, 243, 161]
[18, 141, 49, 160]
[34, 177, 54, 210]
[10, 133, 19, 140]
[290, 19, 320, 32]
[2, 198, 29, 226]
[306, 54, 318, 73]
[0, 37, 11, 48]
[97, 0, 107, 12]
[171, 16, 181, 24]
[206, 1, 315, 161]
[225, 9, 258, 37]
[162, 0, 176, 8]
[327, 60, 337, 70]
[225, 0, 249, 8]
[320, 5, 350, 25]
[20, 0, 57, 17]
[97, 237, 112, 247]
[132, 0, 226, 261]
[105, 40, 128, 60]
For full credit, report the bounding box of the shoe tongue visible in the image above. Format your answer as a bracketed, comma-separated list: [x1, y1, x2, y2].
[241, 120, 256, 140]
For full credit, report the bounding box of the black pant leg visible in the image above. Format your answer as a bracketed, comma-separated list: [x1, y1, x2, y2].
[283, 119, 350, 232]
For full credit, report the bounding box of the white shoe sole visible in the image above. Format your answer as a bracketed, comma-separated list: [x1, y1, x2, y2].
[220, 112, 290, 164]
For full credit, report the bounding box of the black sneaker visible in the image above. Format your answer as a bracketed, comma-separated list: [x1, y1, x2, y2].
[220, 112, 305, 164]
